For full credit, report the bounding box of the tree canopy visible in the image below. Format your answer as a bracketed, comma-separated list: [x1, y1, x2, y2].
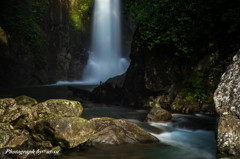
[125, 0, 240, 56]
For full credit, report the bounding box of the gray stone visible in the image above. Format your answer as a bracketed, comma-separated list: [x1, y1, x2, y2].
[89, 117, 160, 145]
[32, 117, 94, 148]
[214, 50, 240, 158]
[145, 107, 172, 122]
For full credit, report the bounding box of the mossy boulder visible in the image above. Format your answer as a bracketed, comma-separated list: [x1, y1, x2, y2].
[2, 99, 83, 131]
[0, 123, 29, 149]
[32, 117, 94, 148]
[2, 105, 33, 129]
[89, 117, 159, 145]
[145, 107, 172, 122]
[31, 99, 83, 120]
[0, 98, 34, 127]
[15, 95, 38, 106]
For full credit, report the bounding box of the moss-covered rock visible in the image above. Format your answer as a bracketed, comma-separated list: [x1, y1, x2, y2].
[170, 94, 200, 113]
[145, 107, 172, 122]
[15, 95, 38, 106]
[2, 105, 33, 128]
[2, 98, 83, 131]
[32, 117, 94, 148]
[0, 98, 17, 116]
[89, 117, 159, 145]
[0, 123, 29, 149]
[32, 99, 83, 120]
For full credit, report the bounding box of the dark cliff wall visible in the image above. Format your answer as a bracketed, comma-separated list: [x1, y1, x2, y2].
[0, 0, 93, 87]
[122, 0, 240, 113]
[123, 27, 235, 113]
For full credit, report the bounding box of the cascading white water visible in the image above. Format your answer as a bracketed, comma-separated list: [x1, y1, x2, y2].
[54, 0, 129, 86]
[82, 0, 129, 83]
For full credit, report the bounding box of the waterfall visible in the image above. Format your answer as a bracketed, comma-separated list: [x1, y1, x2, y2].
[82, 0, 129, 83]
[55, 0, 129, 86]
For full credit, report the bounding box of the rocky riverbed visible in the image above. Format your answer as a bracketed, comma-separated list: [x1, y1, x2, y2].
[0, 96, 159, 158]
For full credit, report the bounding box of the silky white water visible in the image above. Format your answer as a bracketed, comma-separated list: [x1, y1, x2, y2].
[55, 0, 129, 86]
[82, 0, 129, 83]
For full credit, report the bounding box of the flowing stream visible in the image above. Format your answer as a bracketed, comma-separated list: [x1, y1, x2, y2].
[64, 104, 217, 159]
[0, 86, 217, 159]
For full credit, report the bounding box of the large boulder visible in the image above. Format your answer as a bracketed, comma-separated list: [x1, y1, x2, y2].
[214, 50, 240, 158]
[31, 99, 83, 120]
[214, 51, 240, 117]
[145, 107, 172, 122]
[89, 117, 159, 145]
[217, 115, 240, 157]
[32, 117, 94, 149]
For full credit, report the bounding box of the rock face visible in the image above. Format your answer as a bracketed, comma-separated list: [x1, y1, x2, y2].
[0, 0, 93, 86]
[214, 50, 240, 157]
[145, 107, 172, 122]
[121, 22, 234, 114]
[89, 117, 159, 145]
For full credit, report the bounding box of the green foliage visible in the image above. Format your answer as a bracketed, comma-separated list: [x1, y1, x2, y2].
[71, 0, 93, 31]
[0, 0, 48, 69]
[124, 0, 240, 56]
[0, 132, 3, 138]
[187, 72, 210, 104]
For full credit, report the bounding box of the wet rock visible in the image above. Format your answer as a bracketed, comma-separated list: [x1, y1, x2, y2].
[91, 82, 123, 104]
[32, 99, 83, 120]
[217, 115, 240, 157]
[2, 105, 33, 125]
[105, 73, 126, 88]
[214, 50, 240, 158]
[89, 117, 159, 145]
[214, 50, 240, 117]
[0, 123, 29, 149]
[32, 117, 94, 148]
[145, 107, 172, 122]
[15, 95, 38, 106]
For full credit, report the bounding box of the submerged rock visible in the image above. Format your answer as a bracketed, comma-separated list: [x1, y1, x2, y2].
[32, 117, 94, 149]
[145, 107, 172, 122]
[214, 50, 240, 158]
[89, 117, 159, 145]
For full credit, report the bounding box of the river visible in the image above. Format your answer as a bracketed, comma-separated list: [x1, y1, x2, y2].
[0, 85, 217, 159]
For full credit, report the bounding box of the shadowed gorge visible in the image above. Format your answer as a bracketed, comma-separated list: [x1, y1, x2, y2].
[0, 0, 240, 158]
